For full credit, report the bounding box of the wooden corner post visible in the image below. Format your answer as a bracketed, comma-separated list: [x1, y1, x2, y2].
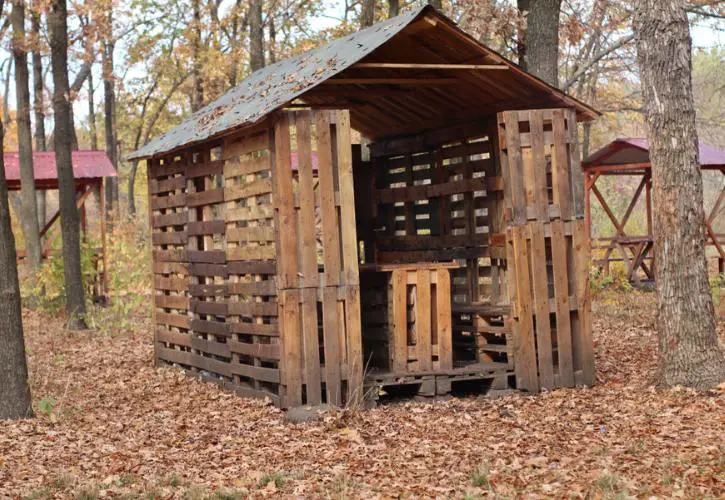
[497, 108, 594, 392]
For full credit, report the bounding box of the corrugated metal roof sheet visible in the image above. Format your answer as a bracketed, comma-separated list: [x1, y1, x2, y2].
[583, 138, 725, 168]
[127, 7, 427, 161]
[4, 150, 117, 182]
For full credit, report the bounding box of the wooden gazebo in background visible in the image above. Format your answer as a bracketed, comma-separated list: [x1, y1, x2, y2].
[4, 150, 116, 299]
[583, 139, 725, 284]
[130, 6, 597, 408]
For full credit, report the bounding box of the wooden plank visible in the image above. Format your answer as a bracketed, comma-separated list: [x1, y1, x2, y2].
[226, 245, 276, 261]
[154, 275, 187, 292]
[551, 109, 572, 220]
[157, 312, 191, 330]
[153, 261, 187, 275]
[550, 220, 575, 386]
[224, 155, 270, 178]
[185, 160, 223, 179]
[300, 288, 322, 404]
[528, 223, 554, 389]
[436, 268, 453, 370]
[226, 226, 275, 243]
[503, 111, 526, 225]
[190, 299, 228, 316]
[280, 289, 302, 406]
[295, 111, 320, 288]
[227, 301, 278, 317]
[152, 212, 187, 228]
[511, 226, 538, 391]
[415, 270, 432, 371]
[158, 347, 231, 377]
[344, 285, 363, 405]
[190, 318, 230, 336]
[228, 340, 280, 360]
[336, 110, 360, 286]
[316, 111, 342, 286]
[224, 179, 273, 201]
[186, 188, 224, 207]
[151, 193, 186, 210]
[152, 231, 187, 246]
[149, 175, 186, 194]
[227, 280, 276, 296]
[229, 362, 281, 384]
[229, 322, 279, 336]
[154, 294, 189, 310]
[227, 261, 276, 275]
[353, 62, 509, 70]
[322, 287, 341, 404]
[222, 131, 269, 160]
[187, 250, 226, 264]
[391, 269, 408, 373]
[376, 177, 487, 204]
[273, 113, 300, 289]
[572, 219, 595, 385]
[225, 204, 274, 222]
[189, 283, 228, 297]
[566, 109, 585, 218]
[529, 110, 549, 221]
[187, 220, 225, 236]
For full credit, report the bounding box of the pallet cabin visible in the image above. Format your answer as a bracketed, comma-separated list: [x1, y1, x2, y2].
[4, 150, 114, 300]
[128, 6, 597, 408]
[583, 138, 725, 284]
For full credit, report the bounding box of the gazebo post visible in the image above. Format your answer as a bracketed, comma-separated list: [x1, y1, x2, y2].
[100, 177, 109, 300]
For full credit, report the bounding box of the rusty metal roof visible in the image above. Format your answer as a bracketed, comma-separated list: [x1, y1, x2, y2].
[128, 5, 599, 161]
[583, 138, 725, 169]
[4, 150, 116, 186]
[127, 7, 426, 161]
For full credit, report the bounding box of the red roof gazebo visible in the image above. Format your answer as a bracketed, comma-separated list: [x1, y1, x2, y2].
[582, 138, 725, 283]
[3, 150, 116, 299]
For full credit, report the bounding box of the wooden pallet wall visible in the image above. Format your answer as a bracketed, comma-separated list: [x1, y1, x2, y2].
[149, 124, 283, 406]
[497, 108, 595, 391]
[272, 109, 363, 408]
[369, 121, 502, 305]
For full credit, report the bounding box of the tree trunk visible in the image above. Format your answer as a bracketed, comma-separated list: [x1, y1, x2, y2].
[268, 14, 276, 65]
[360, 0, 375, 27]
[634, 0, 725, 389]
[49, 0, 87, 330]
[191, 0, 204, 109]
[0, 115, 33, 420]
[31, 1, 46, 228]
[249, 0, 264, 72]
[428, 0, 442, 9]
[388, 0, 399, 18]
[12, 0, 42, 276]
[517, 0, 562, 86]
[87, 71, 97, 150]
[102, 23, 118, 219]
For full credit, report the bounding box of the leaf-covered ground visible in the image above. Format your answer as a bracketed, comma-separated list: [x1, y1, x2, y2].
[1, 291, 724, 499]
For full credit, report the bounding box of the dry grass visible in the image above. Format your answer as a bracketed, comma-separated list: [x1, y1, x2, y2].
[1, 290, 723, 499]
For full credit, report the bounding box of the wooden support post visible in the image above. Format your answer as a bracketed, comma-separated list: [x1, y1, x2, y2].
[100, 178, 109, 299]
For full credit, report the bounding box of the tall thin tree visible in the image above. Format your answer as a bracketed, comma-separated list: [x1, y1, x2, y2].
[361, 0, 375, 27]
[12, 0, 42, 276]
[48, 0, 87, 329]
[633, 0, 725, 388]
[0, 113, 33, 420]
[102, 9, 118, 216]
[30, 0, 46, 227]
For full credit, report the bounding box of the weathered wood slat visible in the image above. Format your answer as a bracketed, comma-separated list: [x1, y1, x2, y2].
[415, 270, 432, 371]
[228, 339, 280, 360]
[224, 179, 273, 202]
[152, 231, 188, 246]
[529, 223, 554, 389]
[152, 212, 188, 228]
[436, 269, 453, 370]
[187, 250, 226, 264]
[190, 318, 230, 336]
[227, 301, 278, 317]
[226, 245, 276, 261]
[377, 177, 487, 204]
[158, 347, 231, 377]
[280, 289, 302, 406]
[155, 294, 190, 310]
[224, 155, 270, 178]
[511, 226, 538, 391]
[227, 261, 276, 275]
[316, 112, 343, 287]
[550, 220, 574, 386]
[187, 188, 225, 207]
[185, 160, 223, 179]
[151, 193, 186, 210]
[187, 220, 225, 235]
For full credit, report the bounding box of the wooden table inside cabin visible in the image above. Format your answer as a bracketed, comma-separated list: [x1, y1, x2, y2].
[359, 261, 460, 373]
